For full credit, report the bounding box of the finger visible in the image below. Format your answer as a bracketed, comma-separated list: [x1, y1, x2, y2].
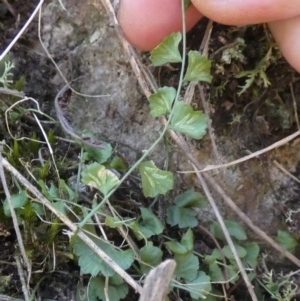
[191, 0, 300, 25]
[118, 0, 203, 51]
[268, 15, 300, 73]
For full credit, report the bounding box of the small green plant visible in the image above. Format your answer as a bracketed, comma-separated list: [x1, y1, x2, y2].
[0, 58, 14, 89]
[235, 45, 274, 95]
[261, 269, 298, 301]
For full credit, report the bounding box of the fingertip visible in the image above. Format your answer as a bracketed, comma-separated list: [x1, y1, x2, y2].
[118, 0, 202, 51]
[191, 0, 300, 25]
[268, 16, 300, 73]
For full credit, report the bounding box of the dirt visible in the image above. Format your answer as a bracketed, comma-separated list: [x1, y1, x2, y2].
[1, 0, 300, 300]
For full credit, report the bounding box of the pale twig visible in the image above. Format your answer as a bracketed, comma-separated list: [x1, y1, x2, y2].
[54, 81, 105, 149]
[0, 144, 32, 294]
[1, 156, 142, 294]
[179, 129, 300, 173]
[107, 201, 141, 261]
[33, 113, 60, 181]
[200, 20, 213, 55]
[57, 0, 67, 11]
[91, 193, 108, 241]
[193, 165, 258, 301]
[5, 97, 49, 144]
[198, 225, 229, 289]
[104, 277, 110, 301]
[202, 169, 300, 268]
[273, 160, 300, 184]
[1, 0, 16, 17]
[0, 87, 24, 97]
[14, 255, 30, 301]
[0, 0, 44, 62]
[290, 83, 300, 130]
[0, 295, 24, 301]
[100, 0, 152, 98]
[221, 283, 229, 301]
[184, 20, 213, 105]
[198, 84, 221, 163]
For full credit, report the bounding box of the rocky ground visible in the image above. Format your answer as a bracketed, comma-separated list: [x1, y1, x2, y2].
[1, 0, 300, 300]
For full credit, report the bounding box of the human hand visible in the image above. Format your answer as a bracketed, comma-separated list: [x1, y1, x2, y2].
[118, 0, 300, 72]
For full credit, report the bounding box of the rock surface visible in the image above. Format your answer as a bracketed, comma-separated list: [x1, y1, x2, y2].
[42, 0, 165, 164]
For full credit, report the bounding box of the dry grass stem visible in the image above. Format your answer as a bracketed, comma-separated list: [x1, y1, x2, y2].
[0, 88, 24, 97]
[181, 129, 300, 173]
[273, 159, 300, 184]
[14, 255, 30, 301]
[290, 83, 300, 130]
[0, 294, 24, 301]
[0, 0, 44, 62]
[198, 83, 221, 163]
[193, 165, 258, 301]
[0, 145, 32, 294]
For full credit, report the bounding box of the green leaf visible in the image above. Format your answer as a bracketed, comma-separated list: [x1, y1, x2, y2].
[170, 101, 208, 139]
[14, 75, 25, 91]
[243, 242, 260, 269]
[175, 189, 206, 208]
[222, 244, 247, 259]
[4, 191, 28, 216]
[49, 183, 60, 199]
[31, 203, 45, 216]
[209, 263, 225, 282]
[110, 156, 127, 172]
[166, 205, 198, 228]
[140, 242, 163, 274]
[88, 275, 128, 301]
[72, 235, 134, 277]
[227, 265, 239, 284]
[130, 207, 164, 240]
[204, 249, 222, 265]
[76, 281, 87, 301]
[150, 32, 182, 66]
[276, 230, 297, 253]
[59, 179, 78, 201]
[83, 141, 113, 164]
[52, 200, 66, 215]
[38, 181, 60, 201]
[174, 252, 199, 281]
[165, 228, 194, 254]
[179, 228, 194, 251]
[236, 46, 272, 95]
[81, 162, 120, 196]
[139, 161, 174, 198]
[188, 271, 211, 299]
[183, 51, 213, 83]
[165, 240, 188, 255]
[210, 220, 247, 242]
[265, 279, 279, 294]
[166, 190, 206, 229]
[149, 87, 176, 117]
[105, 216, 122, 229]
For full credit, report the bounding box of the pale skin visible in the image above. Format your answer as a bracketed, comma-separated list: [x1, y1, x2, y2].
[118, 0, 300, 73]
